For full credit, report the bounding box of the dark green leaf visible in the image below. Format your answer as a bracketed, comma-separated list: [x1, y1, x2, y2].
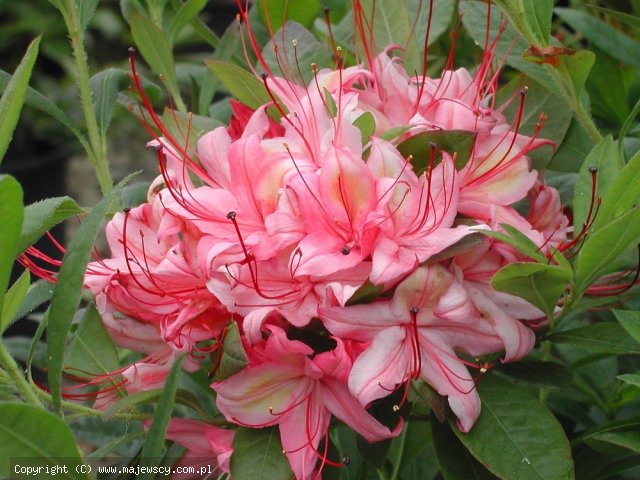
[406, 0, 455, 49]
[396, 130, 477, 173]
[555, 8, 640, 70]
[129, 13, 181, 105]
[0, 176, 23, 315]
[90, 68, 129, 136]
[76, 0, 99, 30]
[491, 262, 571, 317]
[478, 225, 547, 263]
[258, 0, 321, 31]
[19, 197, 83, 254]
[494, 0, 553, 45]
[354, 112, 375, 146]
[497, 361, 573, 390]
[613, 310, 640, 345]
[261, 22, 333, 85]
[103, 389, 162, 421]
[454, 375, 574, 480]
[432, 415, 498, 480]
[548, 323, 640, 355]
[47, 175, 132, 413]
[230, 427, 292, 479]
[548, 119, 594, 172]
[586, 431, 640, 455]
[1, 271, 30, 334]
[66, 303, 120, 379]
[589, 6, 640, 29]
[214, 321, 248, 381]
[206, 60, 272, 110]
[575, 208, 640, 292]
[562, 50, 595, 100]
[0, 403, 86, 480]
[9, 280, 53, 328]
[168, 0, 208, 42]
[0, 37, 40, 163]
[357, 435, 390, 469]
[139, 354, 185, 479]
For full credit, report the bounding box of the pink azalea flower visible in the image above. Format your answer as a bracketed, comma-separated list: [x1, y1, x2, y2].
[213, 325, 401, 479]
[320, 265, 505, 432]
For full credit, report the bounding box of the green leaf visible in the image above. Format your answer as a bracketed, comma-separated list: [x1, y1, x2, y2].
[261, 22, 333, 85]
[555, 8, 640, 70]
[497, 360, 573, 390]
[454, 375, 574, 480]
[323, 88, 337, 117]
[214, 321, 248, 381]
[613, 310, 640, 345]
[139, 354, 185, 479]
[1, 271, 30, 334]
[129, 13, 181, 106]
[432, 416, 498, 480]
[0, 176, 23, 315]
[0, 403, 86, 480]
[498, 76, 573, 169]
[573, 135, 621, 231]
[103, 389, 162, 421]
[591, 149, 640, 232]
[560, 50, 596, 100]
[230, 427, 292, 479]
[548, 323, 640, 355]
[76, 0, 100, 30]
[161, 107, 223, 155]
[589, 6, 640, 30]
[10, 279, 53, 329]
[0, 37, 40, 163]
[358, 0, 417, 73]
[19, 197, 83, 254]
[494, 0, 553, 45]
[575, 208, 640, 292]
[90, 68, 129, 137]
[66, 303, 120, 379]
[406, 0, 455, 49]
[47, 175, 132, 413]
[586, 431, 640, 455]
[206, 60, 272, 110]
[548, 119, 594, 172]
[478, 225, 547, 263]
[491, 262, 571, 317]
[353, 112, 375, 146]
[258, 0, 321, 32]
[0, 71, 88, 152]
[168, 0, 208, 42]
[396, 130, 477, 173]
[618, 374, 640, 388]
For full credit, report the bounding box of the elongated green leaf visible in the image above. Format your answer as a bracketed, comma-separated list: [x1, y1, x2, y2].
[359, 0, 417, 72]
[230, 427, 292, 479]
[206, 60, 272, 110]
[406, 0, 455, 50]
[90, 68, 129, 136]
[497, 361, 573, 390]
[492, 262, 571, 317]
[1, 271, 30, 334]
[168, 0, 207, 41]
[586, 431, 640, 455]
[590, 149, 640, 232]
[548, 118, 594, 172]
[498, 77, 573, 169]
[590, 6, 640, 29]
[396, 130, 477, 173]
[47, 175, 132, 413]
[19, 197, 83, 254]
[0, 71, 88, 151]
[494, 0, 553, 45]
[66, 303, 120, 378]
[613, 310, 640, 345]
[261, 22, 333, 85]
[10, 279, 53, 328]
[0, 403, 86, 479]
[139, 354, 185, 478]
[103, 389, 162, 421]
[0, 176, 23, 315]
[258, 0, 321, 32]
[555, 8, 640, 70]
[432, 416, 498, 480]
[618, 374, 640, 388]
[549, 323, 640, 355]
[129, 13, 181, 106]
[0, 37, 40, 163]
[455, 375, 574, 480]
[478, 225, 547, 263]
[77, 0, 99, 30]
[575, 208, 640, 292]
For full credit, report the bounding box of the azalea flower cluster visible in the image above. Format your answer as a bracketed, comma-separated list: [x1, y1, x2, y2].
[82, 20, 569, 480]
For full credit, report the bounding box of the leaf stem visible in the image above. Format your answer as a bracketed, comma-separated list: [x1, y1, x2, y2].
[0, 340, 42, 406]
[61, 0, 113, 194]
